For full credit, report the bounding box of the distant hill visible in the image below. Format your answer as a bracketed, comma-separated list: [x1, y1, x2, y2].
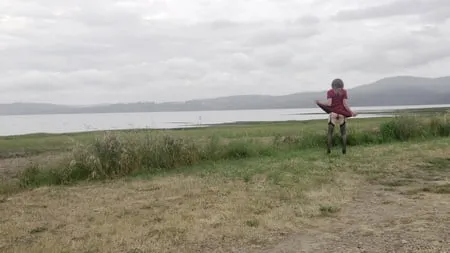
[1, 76, 449, 115]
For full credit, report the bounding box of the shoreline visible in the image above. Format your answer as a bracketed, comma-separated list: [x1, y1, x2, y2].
[0, 116, 391, 138]
[0, 106, 448, 138]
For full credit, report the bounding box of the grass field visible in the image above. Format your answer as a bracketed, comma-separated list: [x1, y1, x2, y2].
[0, 113, 449, 253]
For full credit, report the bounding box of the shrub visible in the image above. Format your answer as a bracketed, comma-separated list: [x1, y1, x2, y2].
[224, 139, 273, 159]
[139, 134, 202, 170]
[201, 134, 222, 160]
[429, 116, 450, 137]
[379, 115, 426, 141]
[19, 163, 73, 188]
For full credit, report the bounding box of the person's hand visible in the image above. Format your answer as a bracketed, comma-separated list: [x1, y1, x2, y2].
[315, 100, 320, 104]
[352, 111, 358, 117]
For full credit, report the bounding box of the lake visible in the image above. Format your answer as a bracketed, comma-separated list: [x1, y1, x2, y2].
[1, 104, 449, 136]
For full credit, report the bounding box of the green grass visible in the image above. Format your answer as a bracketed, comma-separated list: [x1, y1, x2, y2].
[1, 113, 449, 192]
[0, 118, 390, 157]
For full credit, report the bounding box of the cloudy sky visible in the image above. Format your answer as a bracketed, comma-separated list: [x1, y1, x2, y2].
[1, 0, 449, 104]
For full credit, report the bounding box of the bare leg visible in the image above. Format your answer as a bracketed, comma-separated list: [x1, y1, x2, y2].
[327, 123, 334, 154]
[340, 121, 347, 154]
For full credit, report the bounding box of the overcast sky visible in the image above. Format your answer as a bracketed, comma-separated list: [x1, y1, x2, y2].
[1, 0, 449, 104]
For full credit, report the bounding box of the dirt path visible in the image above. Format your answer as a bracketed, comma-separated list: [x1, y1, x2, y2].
[256, 184, 450, 253]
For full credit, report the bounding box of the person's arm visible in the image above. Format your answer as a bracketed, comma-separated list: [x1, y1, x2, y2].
[343, 99, 354, 115]
[315, 90, 332, 106]
[315, 98, 332, 106]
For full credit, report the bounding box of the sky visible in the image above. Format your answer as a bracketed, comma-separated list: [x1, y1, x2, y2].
[1, 0, 449, 105]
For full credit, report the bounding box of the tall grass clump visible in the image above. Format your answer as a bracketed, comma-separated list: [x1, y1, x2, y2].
[67, 132, 205, 180]
[18, 132, 201, 187]
[347, 128, 384, 146]
[379, 115, 426, 141]
[134, 133, 203, 170]
[89, 132, 137, 178]
[380, 115, 450, 141]
[18, 156, 92, 188]
[18, 132, 275, 187]
[272, 132, 326, 150]
[201, 134, 222, 160]
[224, 139, 274, 158]
[429, 115, 450, 137]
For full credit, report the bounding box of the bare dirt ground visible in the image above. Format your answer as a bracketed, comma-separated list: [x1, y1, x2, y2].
[256, 176, 450, 253]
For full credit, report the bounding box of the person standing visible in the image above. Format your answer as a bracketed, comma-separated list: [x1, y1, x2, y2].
[315, 78, 358, 154]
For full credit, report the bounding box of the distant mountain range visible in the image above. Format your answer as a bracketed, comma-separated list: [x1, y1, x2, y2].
[1, 76, 449, 116]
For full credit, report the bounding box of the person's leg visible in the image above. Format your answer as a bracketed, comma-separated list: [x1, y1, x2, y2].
[327, 114, 335, 154]
[340, 119, 347, 154]
[327, 123, 334, 154]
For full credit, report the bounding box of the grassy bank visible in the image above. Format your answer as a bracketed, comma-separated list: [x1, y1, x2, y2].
[0, 114, 446, 191]
[0, 117, 386, 158]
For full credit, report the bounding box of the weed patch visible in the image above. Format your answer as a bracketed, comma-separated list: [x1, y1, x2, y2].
[422, 184, 450, 194]
[422, 157, 450, 171]
[319, 204, 340, 216]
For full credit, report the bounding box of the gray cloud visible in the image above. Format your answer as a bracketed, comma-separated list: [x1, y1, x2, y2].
[0, 0, 449, 104]
[333, 0, 450, 21]
[294, 15, 321, 25]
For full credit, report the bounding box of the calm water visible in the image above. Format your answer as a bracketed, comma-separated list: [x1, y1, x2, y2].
[1, 104, 449, 136]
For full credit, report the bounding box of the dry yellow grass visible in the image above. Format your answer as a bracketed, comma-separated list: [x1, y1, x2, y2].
[0, 175, 360, 253]
[0, 155, 362, 253]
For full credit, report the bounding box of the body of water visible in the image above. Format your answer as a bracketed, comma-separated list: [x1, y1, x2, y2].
[1, 104, 449, 136]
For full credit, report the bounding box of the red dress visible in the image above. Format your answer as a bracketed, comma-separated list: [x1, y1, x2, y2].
[316, 89, 353, 118]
